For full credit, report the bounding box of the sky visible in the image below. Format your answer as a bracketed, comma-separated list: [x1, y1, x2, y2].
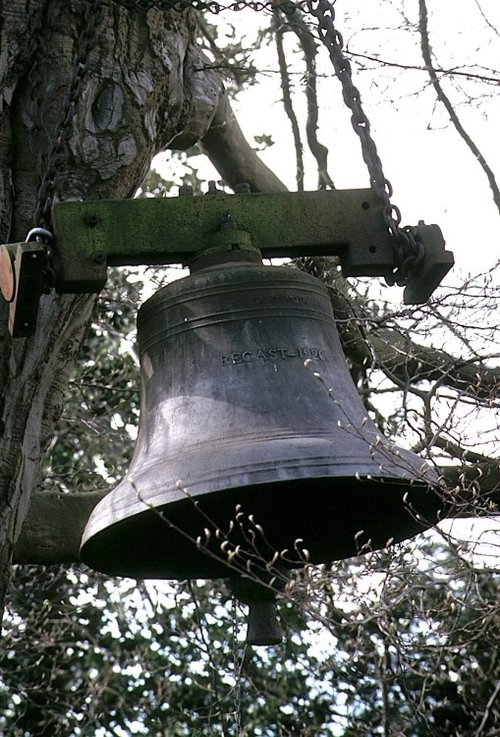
[156, 0, 500, 279]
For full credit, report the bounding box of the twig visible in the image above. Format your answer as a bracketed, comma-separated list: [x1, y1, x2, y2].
[347, 50, 500, 86]
[418, 0, 500, 216]
[273, 11, 305, 190]
[281, 9, 335, 188]
[473, 0, 500, 39]
[473, 679, 500, 735]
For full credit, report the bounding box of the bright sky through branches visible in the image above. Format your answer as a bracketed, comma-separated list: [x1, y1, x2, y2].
[157, 0, 500, 279]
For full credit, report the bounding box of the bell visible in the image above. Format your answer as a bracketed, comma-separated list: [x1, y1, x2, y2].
[80, 261, 440, 639]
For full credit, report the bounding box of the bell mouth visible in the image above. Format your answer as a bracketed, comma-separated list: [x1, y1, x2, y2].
[80, 473, 442, 581]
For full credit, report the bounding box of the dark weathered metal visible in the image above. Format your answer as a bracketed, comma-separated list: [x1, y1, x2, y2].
[80, 262, 441, 586]
[402, 222, 454, 305]
[245, 601, 282, 647]
[229, 571, 284, 646]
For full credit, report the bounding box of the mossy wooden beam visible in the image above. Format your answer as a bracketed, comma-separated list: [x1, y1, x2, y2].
[51, 189, 396, 292]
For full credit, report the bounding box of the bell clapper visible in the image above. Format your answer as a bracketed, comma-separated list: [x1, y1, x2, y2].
[229, 574, 285, 647]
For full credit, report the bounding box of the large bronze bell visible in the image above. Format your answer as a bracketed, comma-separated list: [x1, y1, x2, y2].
[80, 260, 440, 642]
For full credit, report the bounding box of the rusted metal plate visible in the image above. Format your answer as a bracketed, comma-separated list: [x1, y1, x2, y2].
[7, 243, 47, 337]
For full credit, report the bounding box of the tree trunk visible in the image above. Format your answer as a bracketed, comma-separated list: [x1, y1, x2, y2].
[0, 0, 221, 621]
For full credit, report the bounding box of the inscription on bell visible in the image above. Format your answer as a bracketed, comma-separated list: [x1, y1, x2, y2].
[221, 347, 327, 366]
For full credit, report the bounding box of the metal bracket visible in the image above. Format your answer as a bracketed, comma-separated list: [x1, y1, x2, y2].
[0, 189, 454, 337]
[403, 221, 454, 305]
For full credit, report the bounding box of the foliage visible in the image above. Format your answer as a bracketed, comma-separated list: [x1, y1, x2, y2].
[40, 270, 142, 495]
[2, 535, 499, 734]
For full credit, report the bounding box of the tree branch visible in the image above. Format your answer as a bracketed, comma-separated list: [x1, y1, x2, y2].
[371, 326, 500, 402]
[419, 0, 500, 215]
[273, 11, 305, 191]
[199, 90, 288, 194]
[13, 492, 104, 565]
[284, 9, 335, 189]
[347, 50, 500, 87]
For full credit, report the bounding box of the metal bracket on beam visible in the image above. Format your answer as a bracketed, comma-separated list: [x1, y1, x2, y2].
[0, 189, 454, 337]
[403, 221, 454, 305]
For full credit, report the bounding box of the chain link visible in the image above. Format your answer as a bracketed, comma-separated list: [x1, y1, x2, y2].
[33, 0, 105, 230]
[306, 0, 424, 285]
[107, 0, 301, 13]
[25, 1, 50, 142]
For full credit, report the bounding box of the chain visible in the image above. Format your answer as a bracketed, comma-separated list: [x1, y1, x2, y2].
[33, 0, 105, 231]
[305, 0, 424, 285]
[108, 0, 301, 13]
[25, 1, 50, 143]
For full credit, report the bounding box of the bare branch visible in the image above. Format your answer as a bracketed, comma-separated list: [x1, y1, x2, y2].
[370, 326, 500, 402]
[285, 10, 335, 189]
[199, 90, 288, 193]
[473, 0, 500, 39]
[418, 0, 500, 215]
[347, 50, 500, 87]
[273, 11, 305, 191]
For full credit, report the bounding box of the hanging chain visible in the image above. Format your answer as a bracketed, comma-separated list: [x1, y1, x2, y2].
[25, 1, 51, 149]
[33, 0, 105, 231]
[305, 0, 424, 286]
[108, 0, 301, 13]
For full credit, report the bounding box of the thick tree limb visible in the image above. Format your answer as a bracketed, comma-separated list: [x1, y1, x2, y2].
[13, 492, 103, 565]
[273, 11, 305, 191]
[371, 327, 500, 402]
[199, 91, 288, 193]
[307, 268, 500, 403]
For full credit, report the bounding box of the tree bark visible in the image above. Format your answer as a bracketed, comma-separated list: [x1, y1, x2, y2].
[0, 0, 221, 620]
